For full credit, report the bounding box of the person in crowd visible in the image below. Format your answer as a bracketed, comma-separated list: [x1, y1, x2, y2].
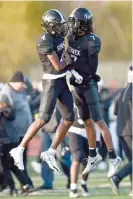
[98, 80, 121, 169]
[109, 66, 132, 196]
[68, 101, 100, 198]
[0, 93, 33, 196]
[37, 108, 61, 190]
[1, 71, 34, 192]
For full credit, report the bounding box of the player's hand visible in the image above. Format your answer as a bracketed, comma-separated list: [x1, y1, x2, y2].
[64, 51, 72, 65]
[71, 70, 83, 84]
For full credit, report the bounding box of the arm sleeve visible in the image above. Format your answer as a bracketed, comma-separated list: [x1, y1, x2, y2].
[114, 94, 120, 116]
[88, 36, 101, 74]
[24, 77, 33, 95]
[37, 34, 54, 55]
[30, 94, 41, 111]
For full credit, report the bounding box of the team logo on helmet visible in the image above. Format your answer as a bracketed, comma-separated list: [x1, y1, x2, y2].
[84, 13, 91, 20]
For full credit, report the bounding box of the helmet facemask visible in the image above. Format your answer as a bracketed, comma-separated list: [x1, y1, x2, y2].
[68, 16, 93, 36]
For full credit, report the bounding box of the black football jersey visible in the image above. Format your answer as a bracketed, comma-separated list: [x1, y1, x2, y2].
[67, 33, 101, 79]
[36, 32, 65, 74]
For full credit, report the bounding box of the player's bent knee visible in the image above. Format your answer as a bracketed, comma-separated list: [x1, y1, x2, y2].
[35, 118, 45, 128]
[37, 113, 52, 125]
[63, 110, 75, 123]
[84, 118, 93, 127]
[63, 119, 74, 127]
[96, 119, 107, 127]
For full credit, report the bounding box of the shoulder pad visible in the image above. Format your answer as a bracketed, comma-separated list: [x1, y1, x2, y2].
[88, 34, 101, 55]
[36, 33, 54, 55]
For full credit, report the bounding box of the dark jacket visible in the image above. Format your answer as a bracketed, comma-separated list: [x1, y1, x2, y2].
[1, 82, 32, 138]
[114, 83, 132, 136]
[0, 94, 19, 144]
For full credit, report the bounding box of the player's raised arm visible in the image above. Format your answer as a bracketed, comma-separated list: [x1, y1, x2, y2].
[37, 33, 66, 72]
[47, 51, 66, 71]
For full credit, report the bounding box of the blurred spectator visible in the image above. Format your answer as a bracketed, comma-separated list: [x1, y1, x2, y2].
[29, 89, 41, 119]
[98, 80, 112, 169]
[109, 100, 123, 159]
[109, 80, 118, 93]
[68, 103, 100, 198]
[1, 71, 34, 192]
[37, 108, 61, 190]
[0, 94, 33, 196]
[109, 66, 132, 195]
[59, 137, 71, 189]
[98, 79, 121, 170]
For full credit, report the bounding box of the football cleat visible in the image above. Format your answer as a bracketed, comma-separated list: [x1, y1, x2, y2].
[108, 156, 122, 178]
[9, 147, 25, 170]
[81, 184, 89, 197]
[109, 176, 120, 195]
[40, 151, 60, 173]
[82, 153, 102, 175]
[69, 189, 79, 198]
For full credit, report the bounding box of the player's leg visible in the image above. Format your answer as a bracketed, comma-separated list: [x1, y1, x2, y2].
[41, 81, 74, 172]
[73, 91, 96, 148]
[10, 80, 58, 170]
[50, 82, 74, 148]
[73, 90, 102, 175]
[80, 137, 90, 197]
[84, 80, 121, 177]
[68, 133, 84, 198]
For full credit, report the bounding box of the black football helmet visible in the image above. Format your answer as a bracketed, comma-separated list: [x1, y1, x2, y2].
[41, 9, 68, 37]
[68, 8, 93, 35]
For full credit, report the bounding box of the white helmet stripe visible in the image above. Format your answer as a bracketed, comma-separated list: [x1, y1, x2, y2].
[52, 9, 65, 23]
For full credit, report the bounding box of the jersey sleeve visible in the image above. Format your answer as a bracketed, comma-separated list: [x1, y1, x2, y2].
[88, 36, 101, 56]
[87, 36, 101, 74]
[36, 33, 54, 55]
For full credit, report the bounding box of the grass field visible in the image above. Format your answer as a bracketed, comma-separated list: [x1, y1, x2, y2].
[0, 159, 131, 199]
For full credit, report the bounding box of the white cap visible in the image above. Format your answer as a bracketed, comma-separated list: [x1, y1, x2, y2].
[128, 66, 133, 83]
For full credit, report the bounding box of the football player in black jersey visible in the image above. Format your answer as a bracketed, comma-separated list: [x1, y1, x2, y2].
[10, 9, 83, 172]
[67, 8, 121, 179]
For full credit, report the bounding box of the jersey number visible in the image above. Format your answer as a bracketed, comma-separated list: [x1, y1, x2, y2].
[70, 54, 77, 62]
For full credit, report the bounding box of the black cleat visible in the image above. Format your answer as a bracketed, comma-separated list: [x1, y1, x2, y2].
[81, 184, 89, 197]
[69, 189, 79, 198]
[109, 176, 120, 195]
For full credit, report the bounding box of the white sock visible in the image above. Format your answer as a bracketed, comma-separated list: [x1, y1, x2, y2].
[70, 183, 77, 190]
[81, 179, 87, 185]
[48, 148, 56, 156]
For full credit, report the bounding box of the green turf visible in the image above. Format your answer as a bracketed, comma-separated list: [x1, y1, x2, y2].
[0, 158, 131, 199]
